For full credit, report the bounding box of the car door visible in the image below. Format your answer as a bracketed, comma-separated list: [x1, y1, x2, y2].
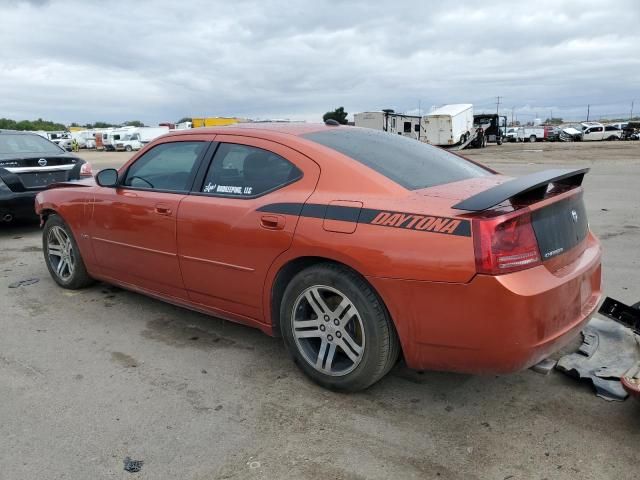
[583, 126, 602, 141]
[90, 138, 212, 299]
[177, 135, 320, 322]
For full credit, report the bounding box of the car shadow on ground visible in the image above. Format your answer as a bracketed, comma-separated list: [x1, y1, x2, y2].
[0, 218, 40, 237]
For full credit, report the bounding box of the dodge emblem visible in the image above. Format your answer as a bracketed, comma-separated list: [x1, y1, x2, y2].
[38, 158, 47, 167]
[571, 209, 578, 223]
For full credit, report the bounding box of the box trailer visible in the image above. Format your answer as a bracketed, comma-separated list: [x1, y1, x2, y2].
[421, 104, 474, 146]
[192, 117, 238, 128]
[354, 111, 421, 139]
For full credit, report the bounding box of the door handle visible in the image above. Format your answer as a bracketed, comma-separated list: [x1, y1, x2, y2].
[260, 214, 285, 230]
[155, 204, 172, 216]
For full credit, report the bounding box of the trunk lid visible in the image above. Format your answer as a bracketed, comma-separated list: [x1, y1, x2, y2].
[421, 171, 591, 272]
[0, 154, 81, 191]
[530, 190, 588, 263]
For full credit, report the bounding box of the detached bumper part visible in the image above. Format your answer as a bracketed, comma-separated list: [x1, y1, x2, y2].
[556, 317, 640, 401]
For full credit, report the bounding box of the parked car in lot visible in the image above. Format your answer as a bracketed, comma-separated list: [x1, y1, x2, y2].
[35, 124, 602, 391]
[581, 122, 622, 141]
[506, 126, 559, 142]
[0, 130, 92, 221]
[114, 132, 143, 152]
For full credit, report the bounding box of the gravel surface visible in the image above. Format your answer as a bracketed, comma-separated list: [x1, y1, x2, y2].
[1, 141, 638, 479]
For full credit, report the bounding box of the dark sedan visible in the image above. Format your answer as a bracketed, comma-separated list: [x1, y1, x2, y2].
[0, 130, 92, 222]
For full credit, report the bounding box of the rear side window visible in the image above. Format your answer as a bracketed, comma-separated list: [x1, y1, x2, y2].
[124, 141, 205, 192]
[303, 128, 490, 190]
[201, 143, 302, 197]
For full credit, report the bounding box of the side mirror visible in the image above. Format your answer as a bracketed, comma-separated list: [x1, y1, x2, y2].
[96, 168, 119, 187]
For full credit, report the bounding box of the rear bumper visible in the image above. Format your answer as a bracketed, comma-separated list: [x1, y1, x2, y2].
[0, 190, 37, 219]
[368, 234, 602, 374]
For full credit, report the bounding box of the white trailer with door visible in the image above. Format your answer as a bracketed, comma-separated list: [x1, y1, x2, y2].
[421, 104, 474, 146]
[354, 112, 421, 139]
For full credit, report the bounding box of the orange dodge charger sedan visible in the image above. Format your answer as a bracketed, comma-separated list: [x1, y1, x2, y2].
[35, 123, 602, 391]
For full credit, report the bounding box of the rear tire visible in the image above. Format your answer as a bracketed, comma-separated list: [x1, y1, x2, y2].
[43, 214, 94, 289]
[529, 135, 537, 143]
[280, 263, 399, 391]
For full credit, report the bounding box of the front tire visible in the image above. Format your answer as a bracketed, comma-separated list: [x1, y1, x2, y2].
[43, 215, 94, 289]
[280, 263, 399, 391]
[529, 135, 537, 143]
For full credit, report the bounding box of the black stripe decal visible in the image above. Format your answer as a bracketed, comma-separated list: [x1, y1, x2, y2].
[257, 203, 471, 237]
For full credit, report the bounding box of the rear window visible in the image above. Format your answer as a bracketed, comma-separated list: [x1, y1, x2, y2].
[303, 128, 491, 190]
[0, 133, 64, 158]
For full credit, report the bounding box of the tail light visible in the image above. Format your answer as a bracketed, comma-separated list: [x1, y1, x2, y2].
[80, 162, 93, 177]
[472, 210, 541, 275]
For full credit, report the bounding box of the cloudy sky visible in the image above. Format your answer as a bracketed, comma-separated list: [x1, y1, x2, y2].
[1, 0, 639, 125]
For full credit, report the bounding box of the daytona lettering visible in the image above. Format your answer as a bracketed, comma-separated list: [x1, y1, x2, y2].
[369, 211, 464, 235]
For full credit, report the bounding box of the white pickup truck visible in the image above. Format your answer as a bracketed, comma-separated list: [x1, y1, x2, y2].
[581, 122, 623, 141]
[113, 126, 170, 151]
[506, 126, 555, 142]
[114, 132, 143, 152]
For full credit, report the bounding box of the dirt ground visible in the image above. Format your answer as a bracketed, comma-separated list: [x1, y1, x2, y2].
[1, 141, 639, 479]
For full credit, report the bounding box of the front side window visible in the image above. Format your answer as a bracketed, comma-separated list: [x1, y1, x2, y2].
[124, 141, 205, 191]
[201, 143, 302, 197]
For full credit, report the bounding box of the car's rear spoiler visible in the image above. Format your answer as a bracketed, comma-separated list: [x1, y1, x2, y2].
[453, 168, 589, 212]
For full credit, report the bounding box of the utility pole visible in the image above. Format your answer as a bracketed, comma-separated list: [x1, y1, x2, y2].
[496, 96, 502, 115]
[631, 100, 634, 120]
[511, 106, 515, 126]
[586, 104, 590, 121]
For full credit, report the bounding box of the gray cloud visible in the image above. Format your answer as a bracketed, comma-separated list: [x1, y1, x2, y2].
[1, 0, 639, 124]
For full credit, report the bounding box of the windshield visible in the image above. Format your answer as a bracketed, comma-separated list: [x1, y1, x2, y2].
[303, 128, 491, 190]
[0, 133, 64, 158]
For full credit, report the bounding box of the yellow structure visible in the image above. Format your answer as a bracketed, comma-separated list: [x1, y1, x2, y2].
[192, 117, 239, 128]
[68, 126, 84, 132]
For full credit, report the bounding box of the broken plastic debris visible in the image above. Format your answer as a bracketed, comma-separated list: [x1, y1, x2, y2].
[123, 457, 144, 473]
[556, 317, 640, 401]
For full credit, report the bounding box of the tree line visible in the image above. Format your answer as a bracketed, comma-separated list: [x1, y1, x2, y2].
[0, 118, 148, 131]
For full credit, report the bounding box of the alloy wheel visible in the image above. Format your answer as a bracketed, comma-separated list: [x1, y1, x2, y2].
[291, 285, 366, 376]
[47, 226, 75, 281]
